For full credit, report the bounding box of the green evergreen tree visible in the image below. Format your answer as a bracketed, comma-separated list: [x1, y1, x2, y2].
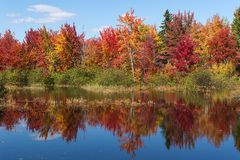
[157, 10, 172, 64]
[159, 10, 172, 39]
[232, 7, 240, 49]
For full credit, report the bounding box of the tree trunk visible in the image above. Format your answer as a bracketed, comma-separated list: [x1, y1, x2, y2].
[128, 47, 135, 81]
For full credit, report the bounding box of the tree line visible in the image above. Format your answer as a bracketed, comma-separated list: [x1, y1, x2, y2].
[0, 8, 240, 82]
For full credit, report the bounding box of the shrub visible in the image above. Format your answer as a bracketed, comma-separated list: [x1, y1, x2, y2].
[211, 74, 236, 90]
[0, 72, 5, 83]
[2, 69, 29, 86]
[193, 70, 212, 89]
[44, 75, 55, 89]
[210, 63, 237, 90]
[148, 73, 173, 87]
[236, 64, 240, 74]
[3, 69, 45, 85]
[210, 63, 235, 78]
[0, 77, 7, 97]
[95, 69, 134, 87]
[28, 69, 44, 84]
[183, 69, 212, 91]
[15, 70, 29, 86]
[53, 73, 70, 85]
[183, 67, 236, 91]
[67, 68, 95, 86]
[3, 69, 18, 85]
[54, 68, 95, 86]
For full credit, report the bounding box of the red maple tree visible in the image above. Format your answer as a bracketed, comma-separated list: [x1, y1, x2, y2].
[170, 35, 198, 72]
[0, 30, 21, 70]
[209, 27, 237, 63]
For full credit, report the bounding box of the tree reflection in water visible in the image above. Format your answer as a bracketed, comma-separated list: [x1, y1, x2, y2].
[0, 88, 240, 157]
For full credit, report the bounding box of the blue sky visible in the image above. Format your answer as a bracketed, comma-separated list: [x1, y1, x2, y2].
[0, 0, 239, 41]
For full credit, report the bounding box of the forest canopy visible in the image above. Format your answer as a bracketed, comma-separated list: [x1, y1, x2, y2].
[0, 9, 240, 86]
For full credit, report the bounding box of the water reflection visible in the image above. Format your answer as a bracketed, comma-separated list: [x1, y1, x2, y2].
[0, 88, 240, 158]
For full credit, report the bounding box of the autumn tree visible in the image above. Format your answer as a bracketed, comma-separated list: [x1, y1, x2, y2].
[39, 26, 55, 72]
[163, 11, 199, 72]
[170, 35, 198, 72]
[192, 15, 227, 61]
[165, 11, 195, 58]
[136, 25, 164, 80]
[83, 38, 101, 66]
[190, 21, 203, 57]
[54, 24, 84, 71]
[22, 28, 43, 69]
[21, 26, 56, 71]
[118, 9, 164, 81]
[118, 9, 144, 80]
[0, 30, 21, 70]
[209, 27, 237, 63]
[99, 27, 122, 67]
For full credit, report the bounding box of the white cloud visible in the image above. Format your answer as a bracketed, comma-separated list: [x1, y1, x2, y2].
[6, 13, 20, 17]
[92, 25, 110, 33]
[13, 17, 35, 23]
[13, 16, 65, 24]
[28, 4, 62, 13]
[11, 4, 75, 24]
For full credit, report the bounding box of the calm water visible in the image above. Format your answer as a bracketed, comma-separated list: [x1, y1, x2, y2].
[0, 87, 240, 160]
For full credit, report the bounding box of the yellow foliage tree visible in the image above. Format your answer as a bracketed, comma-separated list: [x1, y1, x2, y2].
[191, 15, 228, 63]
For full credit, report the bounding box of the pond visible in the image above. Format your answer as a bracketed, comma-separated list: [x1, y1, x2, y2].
[0, 87, 240, 160]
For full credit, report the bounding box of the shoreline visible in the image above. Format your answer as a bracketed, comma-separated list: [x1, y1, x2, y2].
[4, 84, 181, 93]
[5, 84, 240, 95]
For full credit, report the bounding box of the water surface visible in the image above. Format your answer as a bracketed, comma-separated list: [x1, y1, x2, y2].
[0, 88, 240, 160]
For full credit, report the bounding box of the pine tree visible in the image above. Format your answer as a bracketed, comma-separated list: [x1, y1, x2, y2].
[232, 7, 240, 49]
[159, 10, 172, 38]
[157, 10, 172, 64]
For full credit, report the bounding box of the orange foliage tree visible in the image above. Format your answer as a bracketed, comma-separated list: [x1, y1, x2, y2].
[192, 15, 228, 63]
[54, 24, 84, 71]
[118, 9, 163, 81]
